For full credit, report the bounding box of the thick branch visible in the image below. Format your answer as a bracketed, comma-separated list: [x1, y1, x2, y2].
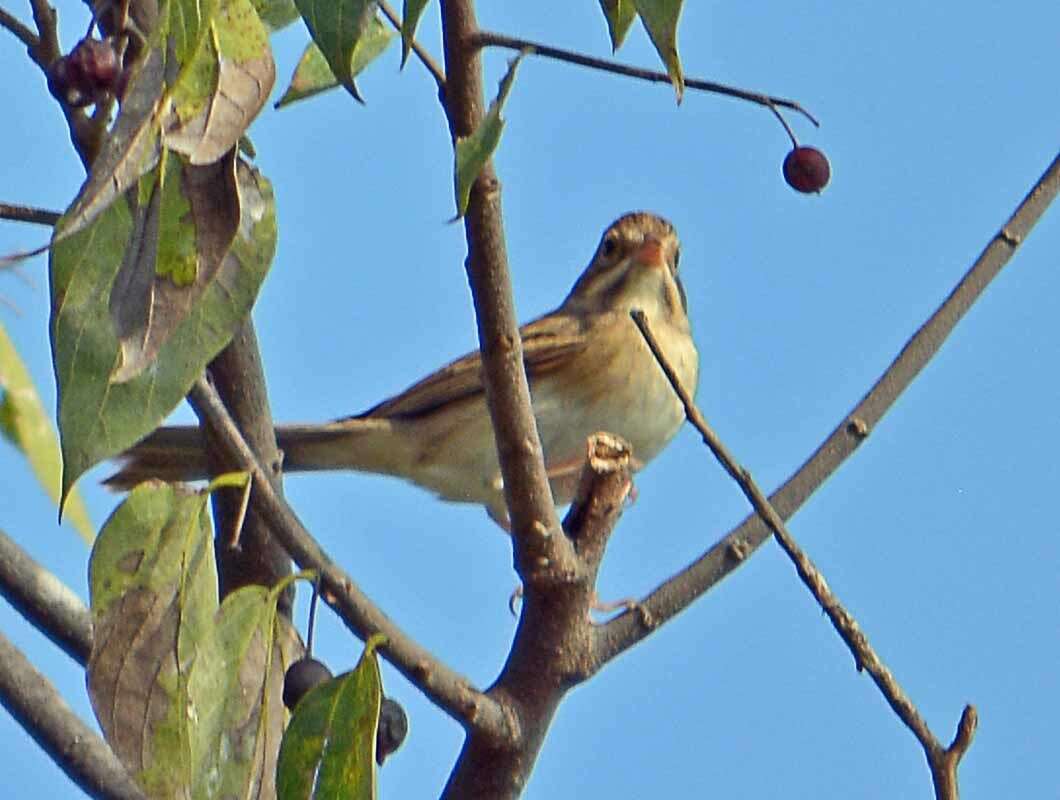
[438, 2, 573, 580]
[0, 529, 92, 665]
[204, 321, 292, 613]
[185, 377, 510, 739]
[443, 434, 631, 800]
[0, 631, 144, 800]
[596, 150, 1060, 662]
[473, 30, 817, 127]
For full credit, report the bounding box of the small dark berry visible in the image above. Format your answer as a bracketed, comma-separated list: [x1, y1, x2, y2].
[67, 37, 120, 95]
[783, 146, 831, 194]
[282, 657, 333, 710]
[47, 56, 90, 107]
[376, 697, 408, 765]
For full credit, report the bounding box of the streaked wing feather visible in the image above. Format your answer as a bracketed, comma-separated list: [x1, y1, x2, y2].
[353, 312, 589, 420]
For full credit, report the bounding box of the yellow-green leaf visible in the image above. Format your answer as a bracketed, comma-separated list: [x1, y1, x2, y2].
[0, 323, 94, 542]
[453, 55, 523, 218]
[633, 0, 684, 102]
[598, 0, 637, 51]
[294, 0, 377, 102]
[87, 482, 218, 797]
[276, 15, 392, 108]
[400, 0, 430, 67]
[276, 636, 386, 799]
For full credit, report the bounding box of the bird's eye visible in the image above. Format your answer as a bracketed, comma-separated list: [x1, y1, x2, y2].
[600, 235, 619, 259]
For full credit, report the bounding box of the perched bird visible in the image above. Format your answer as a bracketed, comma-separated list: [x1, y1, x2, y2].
[107, 212, 700, 525]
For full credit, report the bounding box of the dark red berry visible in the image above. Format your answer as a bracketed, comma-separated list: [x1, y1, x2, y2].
[47, 56, 91, 107]
[282, 657, 333, 710]
[783, 146, 831, 194]
[376, 697, 408, 765]
[66, 37, 120, 95]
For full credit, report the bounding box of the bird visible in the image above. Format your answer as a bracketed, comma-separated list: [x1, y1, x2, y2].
[106, 211, 700, 526]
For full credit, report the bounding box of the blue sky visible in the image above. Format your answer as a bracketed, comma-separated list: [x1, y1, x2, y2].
[2, 2, 1059, 798]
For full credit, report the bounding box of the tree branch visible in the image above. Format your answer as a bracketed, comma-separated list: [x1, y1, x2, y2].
[0, 529, 93, 665]
[0, 201, 62, 226]
[629, 312, 978, 800]
[438, 3, 576, 581]
[184, 376, 511, 740]
[473, 29, 818, 127]
[442, 433, 632, 799]
[0, 6, 39, 49]
[595, 150, 1060, 662]
[0, 631, 144, 800]
[204, 321, 293, 614]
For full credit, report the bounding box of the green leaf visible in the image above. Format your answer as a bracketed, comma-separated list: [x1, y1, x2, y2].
[0, 323, 94, 542]
[598, 0, 637, 51]
[400, 0, 430, 67]
[276, 16, 392, 108]
[276, 636, 386, 800]
[453, 55, 523, 218]
[187, 584, 300, 799]
[251, 0, 301, 30]
[294, 0, 378, 102]
[51, 159, 276, 502]
[87, 482, 301, 798]
[87, 482, 218, 797]
[633, 0, 684, 102]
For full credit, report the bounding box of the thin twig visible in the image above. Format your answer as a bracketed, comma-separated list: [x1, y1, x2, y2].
[473, 29, 818, 127]
[0, 6, 39, 48]
[0, 202, 62, 227]
[376, 0, 447, 92]
[185, 376, 511, 740]
[631, 310, 977, 799]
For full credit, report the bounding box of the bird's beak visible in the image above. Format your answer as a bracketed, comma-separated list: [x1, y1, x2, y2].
[633, 235, 667, 270]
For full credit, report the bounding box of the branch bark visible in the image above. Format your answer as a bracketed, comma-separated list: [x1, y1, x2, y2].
[0, 529, 92, 665]
[0, 631, 144, 800]
[205, 321, 292, 613]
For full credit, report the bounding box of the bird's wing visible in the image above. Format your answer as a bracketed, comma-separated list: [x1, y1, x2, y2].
[354, 312, 590, 420]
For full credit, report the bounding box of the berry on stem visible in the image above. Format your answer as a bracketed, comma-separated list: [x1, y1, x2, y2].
[282, 657, 333, 710]
[783, 146, 831, 194]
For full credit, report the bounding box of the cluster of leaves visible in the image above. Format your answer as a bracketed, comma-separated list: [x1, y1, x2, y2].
[87, 478, 386, 797]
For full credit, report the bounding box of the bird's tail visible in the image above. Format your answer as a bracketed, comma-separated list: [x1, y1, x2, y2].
[104, 419, 400, 489]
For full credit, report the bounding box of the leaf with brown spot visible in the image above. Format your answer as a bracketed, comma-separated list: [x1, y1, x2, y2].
[109, 149, 241, 383]
[52, 158, 276, 500]
[187, 585, 303, 799]
[87, 482, 218, 797]
[163, 0, 276, 165]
